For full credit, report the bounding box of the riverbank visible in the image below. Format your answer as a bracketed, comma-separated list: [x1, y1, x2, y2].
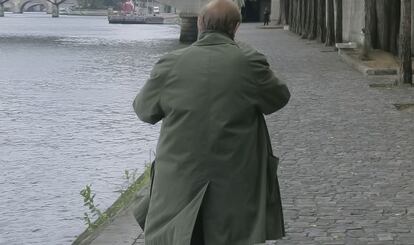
[61, 9, 108, 16]
[108, 14, 179, 25]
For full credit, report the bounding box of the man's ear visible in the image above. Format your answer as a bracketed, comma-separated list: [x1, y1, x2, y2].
[234, 22, 241, 35]
[197, 16, 203, 32]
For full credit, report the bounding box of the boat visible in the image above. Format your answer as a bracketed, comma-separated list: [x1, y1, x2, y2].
[108, 13, 178, 24]
[108, 1, 177, 25]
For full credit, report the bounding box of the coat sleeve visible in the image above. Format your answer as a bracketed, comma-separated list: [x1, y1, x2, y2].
[246, 47, 291, 115]
[133, 56, 168, 124]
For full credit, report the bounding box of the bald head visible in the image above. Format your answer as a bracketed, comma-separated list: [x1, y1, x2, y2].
[198, 0, 241, 39]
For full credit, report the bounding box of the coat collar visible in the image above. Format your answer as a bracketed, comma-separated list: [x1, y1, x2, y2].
[193, 31, 237, 46]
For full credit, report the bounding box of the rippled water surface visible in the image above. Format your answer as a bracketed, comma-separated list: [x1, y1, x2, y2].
[0, 13, 183, 245]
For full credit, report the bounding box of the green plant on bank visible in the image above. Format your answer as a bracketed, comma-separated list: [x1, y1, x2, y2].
[77, 152, 154, 237]
[80, 184, 107, 230]
[118, 150, 155, 193]
[117, 168, 140, 194]
[78, 167, 151, 235]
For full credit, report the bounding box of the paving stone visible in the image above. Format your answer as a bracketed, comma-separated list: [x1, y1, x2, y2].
[377, 233, 394, 241]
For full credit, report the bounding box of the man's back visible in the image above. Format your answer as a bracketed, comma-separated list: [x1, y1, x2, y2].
[133, 31, 290, 245]
[157, 32, 259, 163]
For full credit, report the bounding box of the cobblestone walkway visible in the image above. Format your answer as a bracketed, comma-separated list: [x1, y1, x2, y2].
[237, 25, 414, 245]
[129, 24, 414, 245]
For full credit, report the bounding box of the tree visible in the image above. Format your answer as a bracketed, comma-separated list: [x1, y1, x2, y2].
[291, 0, 298, 33]
[325, 0, 335, 46]
[307, 0, 317, 39]
[334, 0, 342, 43]
[376, 0, 391, 51]
[316, 0, 326, 43]
[302, 0, 312, 38]
[361, 0, 376, 60]
[0, 0, 11, 17]
[288, 0, 294, 29]
[290, 0, 296, 32]
[299, 0, 308, 37]
[398, 0, 412, 85]
[46, 0, 66, 17]
[278, 0, 289, 25]
[389, 1, 400, 55]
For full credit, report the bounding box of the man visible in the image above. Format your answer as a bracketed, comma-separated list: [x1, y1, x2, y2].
[264, 7, 271, 26]
[133, 0, 290, 244]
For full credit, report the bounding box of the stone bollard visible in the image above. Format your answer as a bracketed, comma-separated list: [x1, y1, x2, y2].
[179, 13, 198, 43]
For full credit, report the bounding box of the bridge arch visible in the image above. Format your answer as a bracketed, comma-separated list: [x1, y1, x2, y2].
[19, 0, 47, 13]
[25, 2, 46, 12]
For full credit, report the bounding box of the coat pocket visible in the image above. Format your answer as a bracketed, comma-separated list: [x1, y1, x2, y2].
[267, 154, 279, 203]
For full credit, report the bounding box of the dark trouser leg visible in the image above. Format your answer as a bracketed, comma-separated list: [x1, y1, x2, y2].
[190, 211, 204, 245]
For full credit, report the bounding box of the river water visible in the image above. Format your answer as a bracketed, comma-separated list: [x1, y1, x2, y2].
[0, 13, 183, 245]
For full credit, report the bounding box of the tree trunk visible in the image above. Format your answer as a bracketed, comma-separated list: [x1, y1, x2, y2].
[376, 0, 391, 51]
[361, 0, 376, 59]
[301, 0, 308, 37]
[288, 0, 293, 30]
[285, 0, 290, 24]
[292, 0, 298, 33]
[294, 0, 300, 33]
[297, 0, 302, 33]
[399, 0, 412, 85]
[303, 0, 312, 38]
[308, 0, 317, 39]
[326, 0, 335, 46]
[299, 0, 303, 35]
[278, 0, 285, 24]
[289, 0, 294, 27]
[279, 0, 290, 25]
[389, 0, 400, 55]
[334, 0, 342, 43]
[52, 4, 59, 17]
[180, 15, 198, 43]
[0, 3, 4, 17]
[317, 0, 326, 43]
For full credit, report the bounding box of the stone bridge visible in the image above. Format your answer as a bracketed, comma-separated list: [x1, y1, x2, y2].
[2, 0, 76, 14]
[2, 0, 53, 14]
[13, 0, 52, 13]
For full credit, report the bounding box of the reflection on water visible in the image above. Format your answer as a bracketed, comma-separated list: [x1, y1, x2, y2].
[0, 13, 184, 245]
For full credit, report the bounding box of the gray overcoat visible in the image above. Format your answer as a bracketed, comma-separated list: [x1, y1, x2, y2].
[133, 31, 290, 245]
